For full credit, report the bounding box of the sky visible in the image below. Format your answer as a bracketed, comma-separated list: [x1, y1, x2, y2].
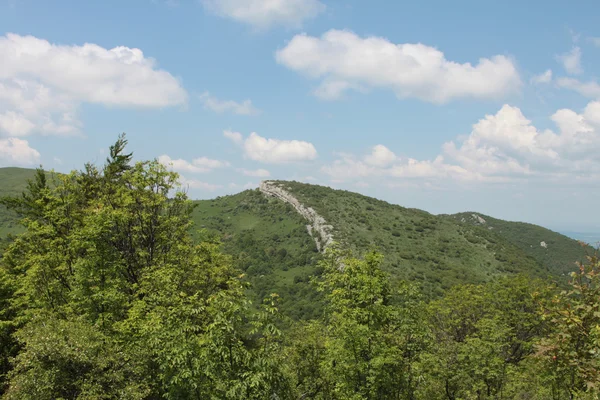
[0, 0, 600, 233]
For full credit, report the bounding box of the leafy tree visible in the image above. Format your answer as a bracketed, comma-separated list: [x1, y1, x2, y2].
[421, 276, 552, 399]
[293, 246, 428, 400]
[536, 254, 600, 399]
[0, 135, 288, 399]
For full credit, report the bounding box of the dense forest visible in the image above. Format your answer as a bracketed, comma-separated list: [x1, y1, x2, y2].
[0, 136, 598, 399]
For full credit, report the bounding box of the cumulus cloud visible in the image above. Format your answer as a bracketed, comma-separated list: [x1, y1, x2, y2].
[243, 132, 317, 164]
[531, 69, 552, 84]
[178, 176, 223, 191]
[201, 0, 325, 29]
[199, 92, 260, 116]
[322, 149, 474, 182]
[323, 101, 600, 184]
[223, 130, 244, 145]
[364, 145, 397, 167]
[239, 168, 271, 177]
[0, 137, 40, 166]
[229, 181, 258, 190]
[556, 46, 583, 75]
[0, 33, 187, 138]
[276, 30, 521, 103]
[158, 154, 229, 173]
[556, 77, 600, 99]
[224, 130, 317, 163]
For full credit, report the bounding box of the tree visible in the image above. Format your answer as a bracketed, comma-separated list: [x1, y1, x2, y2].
[0, 135, 288, 399]
[536, 253, 600, 399]
[297, 246, 428, 400]
[421, 276, 551, 399]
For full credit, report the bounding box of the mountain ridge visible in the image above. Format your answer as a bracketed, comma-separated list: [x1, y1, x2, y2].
[0, 168, 592, 316]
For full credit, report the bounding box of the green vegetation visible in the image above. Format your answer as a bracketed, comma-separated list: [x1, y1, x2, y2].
[450, 212, 590, 277]
[0, 168, 38, 238]
[0, 137, 599, 398]
[271, 180, 585, 297]
[190, 191, 323, 319]
[1, 174, 591, 317]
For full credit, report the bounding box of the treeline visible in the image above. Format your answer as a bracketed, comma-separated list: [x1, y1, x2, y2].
[0, 136, 598, 399]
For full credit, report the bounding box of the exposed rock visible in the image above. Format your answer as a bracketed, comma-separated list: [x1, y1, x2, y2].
[471, 214, 486, 225]
[259, 181, 334, 252]
[540, 241, 548, 248]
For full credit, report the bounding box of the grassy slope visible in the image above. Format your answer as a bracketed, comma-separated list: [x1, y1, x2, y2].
[0, 167, 38, 237]
[273, 181, 586, 297]
[449, 212, 590, 278]
[0, 169, 590, 315]
[190, 190, 323, 319]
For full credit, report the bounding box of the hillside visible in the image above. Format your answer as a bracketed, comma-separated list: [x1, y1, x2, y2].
[449, 212, 590, 278]
[0, 169, 591, 316]
[264, 181, 570, 297]
[190, 190, 323, 319]
[0, 167, 39, 238]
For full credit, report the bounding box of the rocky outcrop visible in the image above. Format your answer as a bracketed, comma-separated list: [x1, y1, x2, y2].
[259, 181, 334, 252]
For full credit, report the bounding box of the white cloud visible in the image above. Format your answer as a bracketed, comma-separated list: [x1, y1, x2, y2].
[223, 130, 244, 145]
[239, 168, 271, 177]
[364, 145, 397, 167]
[158, 154, 229, 173]
[0, 137, 40, 166]
[276, 29, 521, 103]
[323, 101, 600, 184]
[199, 92, 260, 116]
[531, 69, 552, 84]
[556, 46, 583, 75]
[556, 77, 600, 99]
[178, 176, 223, 191]
[243, 132, 317, 164]
[0, 33, 187, 138]
[0, 111, 35, 137]
[193, 156, 230, 169]
[201, 0, 325, 29]
[229, 181, 258, 190]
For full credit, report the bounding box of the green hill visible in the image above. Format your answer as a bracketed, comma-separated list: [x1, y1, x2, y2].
[0, 169, 590, 317]
[264, 181, 572, 297]
[0, 167, 39, 237]
[448, 212, 590, 278]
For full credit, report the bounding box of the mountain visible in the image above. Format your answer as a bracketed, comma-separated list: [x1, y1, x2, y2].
[0, 169, 590, 318]
[0, 167, 39, 237]
[449, 212, 591, 278]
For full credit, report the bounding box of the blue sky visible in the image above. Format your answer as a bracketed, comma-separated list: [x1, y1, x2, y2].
[1, 0, 600, 233]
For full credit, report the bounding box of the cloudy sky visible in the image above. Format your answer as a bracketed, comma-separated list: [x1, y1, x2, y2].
[1, 0, 599, 232]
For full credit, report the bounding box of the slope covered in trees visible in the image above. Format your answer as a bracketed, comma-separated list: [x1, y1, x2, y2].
[450, 211, 589, 277]
[267, 180, 587, 296]
[1, 137, 599, 399]
[0, 168, 40, 238]
[0, 172, 590, 313]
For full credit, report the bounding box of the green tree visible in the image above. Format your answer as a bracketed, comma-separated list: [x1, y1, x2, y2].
[536, 254, 600, 399]
[0, 135, 288, 399]
[421, 276, 551, 399]
[298, 247, 428, 400]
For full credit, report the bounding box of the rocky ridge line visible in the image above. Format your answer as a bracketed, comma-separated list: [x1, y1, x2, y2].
[259, 181, 334, 252]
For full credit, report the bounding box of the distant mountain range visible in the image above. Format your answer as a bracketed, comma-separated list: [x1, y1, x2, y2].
[0, 168, 592, 319]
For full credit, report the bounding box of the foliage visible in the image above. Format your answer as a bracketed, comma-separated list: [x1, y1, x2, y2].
[0, 135, 287, 399]
[451, 212, 592, 278]
[535, 253, 600, 399]
[0, 140, 598, 399]
[270, 181, 566, 298]
[283, 247, 429, 399]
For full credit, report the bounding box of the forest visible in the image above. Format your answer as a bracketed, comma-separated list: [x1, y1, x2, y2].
[0, 136, 598, 399]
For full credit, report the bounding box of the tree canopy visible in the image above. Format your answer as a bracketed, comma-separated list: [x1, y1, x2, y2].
[0, 135, 598, 399]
